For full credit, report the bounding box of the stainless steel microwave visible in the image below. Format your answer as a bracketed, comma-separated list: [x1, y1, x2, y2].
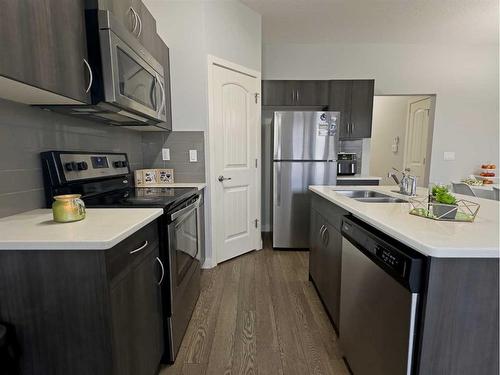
[40, 9, 168, 130]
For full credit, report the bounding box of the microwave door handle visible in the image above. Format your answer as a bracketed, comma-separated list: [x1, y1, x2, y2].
[136, 12, 143, 37]
[156, 73, 166, 116]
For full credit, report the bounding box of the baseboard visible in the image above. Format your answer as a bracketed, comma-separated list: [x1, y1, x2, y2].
[201, 257, 216, 269]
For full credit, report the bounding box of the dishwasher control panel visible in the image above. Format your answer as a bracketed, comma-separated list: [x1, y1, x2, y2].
[342, 215, 425, 292]
[375, 245, 406, 277]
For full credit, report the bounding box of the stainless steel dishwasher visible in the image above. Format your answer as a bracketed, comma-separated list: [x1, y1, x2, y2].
[340, 216, 425, 375]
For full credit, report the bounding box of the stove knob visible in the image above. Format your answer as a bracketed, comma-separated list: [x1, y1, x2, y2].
[77, 161, 88, 171]
[65, 162, 77, 171]
[114, 160, 127, 168]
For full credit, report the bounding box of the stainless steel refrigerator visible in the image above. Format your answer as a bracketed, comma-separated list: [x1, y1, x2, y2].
[273, 111, 340, 248]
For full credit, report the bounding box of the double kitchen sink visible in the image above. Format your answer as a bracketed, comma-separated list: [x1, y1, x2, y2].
[335, 190, 407, 203]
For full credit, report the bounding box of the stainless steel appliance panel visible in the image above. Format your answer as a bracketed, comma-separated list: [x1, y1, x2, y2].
[273, 111, 339, 161]
[166, 195, 201, 360]
[273, 161, 337, 248]
[340, 237, 418, 375]
[99, 28, 166, 122]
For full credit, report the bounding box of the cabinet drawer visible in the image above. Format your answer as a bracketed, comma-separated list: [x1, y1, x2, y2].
[106, 221, 159, 281]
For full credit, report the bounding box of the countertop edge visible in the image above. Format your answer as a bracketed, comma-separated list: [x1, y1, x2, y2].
[309, 186, 500, 258]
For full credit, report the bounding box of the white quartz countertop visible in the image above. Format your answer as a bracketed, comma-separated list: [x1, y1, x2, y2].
[309, 185, 500, 258]
[337, 175, 382, 180]
[0, 208, 163, 250]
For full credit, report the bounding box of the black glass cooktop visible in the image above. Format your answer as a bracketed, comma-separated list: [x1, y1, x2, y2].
[83, 187, 197, 210]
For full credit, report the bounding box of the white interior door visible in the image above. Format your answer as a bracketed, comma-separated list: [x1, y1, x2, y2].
[210, 61, 261, 264]
[404, 97, 431, 186]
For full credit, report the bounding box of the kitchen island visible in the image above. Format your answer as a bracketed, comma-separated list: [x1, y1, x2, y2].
[308, 185, 499, 375]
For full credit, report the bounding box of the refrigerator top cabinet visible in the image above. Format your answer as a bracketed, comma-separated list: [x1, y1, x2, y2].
[273, 111, 339, 161]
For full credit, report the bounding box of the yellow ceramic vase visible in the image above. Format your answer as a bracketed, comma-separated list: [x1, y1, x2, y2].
[52, 194, 86, 223]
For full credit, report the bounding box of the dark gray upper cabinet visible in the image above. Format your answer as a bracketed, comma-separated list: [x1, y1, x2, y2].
[98, 0, 157, 52]
[349, 80, 375, 138]
[293, 80, 329, 106]
[0, 1, 91, 103]
[329, 79, 374, 139]
[328, 80, 352, 138]
[150, 35, 172, 131]
[262, 80, 328, 106]
[262, 80, 288, 106]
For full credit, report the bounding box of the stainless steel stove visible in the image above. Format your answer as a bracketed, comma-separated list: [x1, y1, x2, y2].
[41, 150, 201, 363]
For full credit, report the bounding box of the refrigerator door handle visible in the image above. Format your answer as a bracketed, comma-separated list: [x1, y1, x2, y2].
[276, 162, 281, 207]
[274, 113, 282, 160]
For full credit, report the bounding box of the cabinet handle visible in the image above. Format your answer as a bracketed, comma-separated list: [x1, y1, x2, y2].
[319, 224, 325, 236]
[83, 58, 93, 93]
[296, 89, 300, 103]
[156, 257, 165, 285]
[291, 90, 295, 103]
[323, 228, 329, 246]
[136, 12, 143, 37]
[129, 240, 148, 254]
[351, 122, 355, 134]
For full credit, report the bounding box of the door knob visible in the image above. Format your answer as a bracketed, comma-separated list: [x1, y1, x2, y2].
[218, 175, 232, 182]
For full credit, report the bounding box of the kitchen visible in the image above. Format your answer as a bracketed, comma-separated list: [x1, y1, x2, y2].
[0, 1, 498, 375]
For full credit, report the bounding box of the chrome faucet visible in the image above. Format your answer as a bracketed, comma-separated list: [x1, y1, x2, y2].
[388, 168, 418, 196]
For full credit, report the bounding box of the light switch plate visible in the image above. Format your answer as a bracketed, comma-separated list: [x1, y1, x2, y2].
[189, 149, 198, 162]
[443, 151, 455, 161]
[162, 148, 170, 161]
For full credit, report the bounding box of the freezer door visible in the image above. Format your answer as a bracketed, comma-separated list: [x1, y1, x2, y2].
[273, 161, 338, 248]
[273, 111, 340, 161]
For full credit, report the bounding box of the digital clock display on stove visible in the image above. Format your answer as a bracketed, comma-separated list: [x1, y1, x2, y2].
[91, 156, 109, 169]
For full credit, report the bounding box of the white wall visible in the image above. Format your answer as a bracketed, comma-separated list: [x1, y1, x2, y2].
[144, 0, 261, 132]
[144, 0, 262, 267]
[262, 42, 499, 183]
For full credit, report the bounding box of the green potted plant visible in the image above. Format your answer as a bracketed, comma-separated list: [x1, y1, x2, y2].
[430, 184, 449, 202]
[433, 190, 458, 219]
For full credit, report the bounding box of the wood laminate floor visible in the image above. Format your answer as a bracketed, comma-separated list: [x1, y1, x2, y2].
[160, 237, 349, 375]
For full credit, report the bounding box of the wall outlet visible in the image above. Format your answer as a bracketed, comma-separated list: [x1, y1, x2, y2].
[443, 151, 455, 161]
[162, 148, 170, 161]
[189, 149, 198, 162]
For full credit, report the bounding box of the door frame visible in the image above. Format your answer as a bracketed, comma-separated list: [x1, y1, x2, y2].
[206, 55, 262, 267]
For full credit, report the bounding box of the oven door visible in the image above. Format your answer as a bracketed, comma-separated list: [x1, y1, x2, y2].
[99, 28, 166, 123]
[166, 196, 201, 360]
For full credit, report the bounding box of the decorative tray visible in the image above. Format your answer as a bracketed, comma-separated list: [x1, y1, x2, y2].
[408, 196, 480, 222]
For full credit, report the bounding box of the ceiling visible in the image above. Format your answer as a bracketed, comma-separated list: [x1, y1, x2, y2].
[240, 0, 498, 45]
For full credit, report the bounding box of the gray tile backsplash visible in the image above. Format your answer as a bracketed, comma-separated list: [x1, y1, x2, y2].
[142, 131, 205, 183]
[339, 139, 363, 174]
[0, 98, 205, 218]
[0, 98, 144, 218]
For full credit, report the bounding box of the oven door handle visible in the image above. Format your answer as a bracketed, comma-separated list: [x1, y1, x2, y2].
[169, 196, 201, 221]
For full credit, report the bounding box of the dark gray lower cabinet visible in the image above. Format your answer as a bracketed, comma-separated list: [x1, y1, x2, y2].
[110, 241, 163, 375]
[309, 194, 347, 329]
[0, 221, 163, 375]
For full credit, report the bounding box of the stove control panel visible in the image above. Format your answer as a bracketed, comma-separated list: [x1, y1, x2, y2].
[58, 152, 129, 182]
